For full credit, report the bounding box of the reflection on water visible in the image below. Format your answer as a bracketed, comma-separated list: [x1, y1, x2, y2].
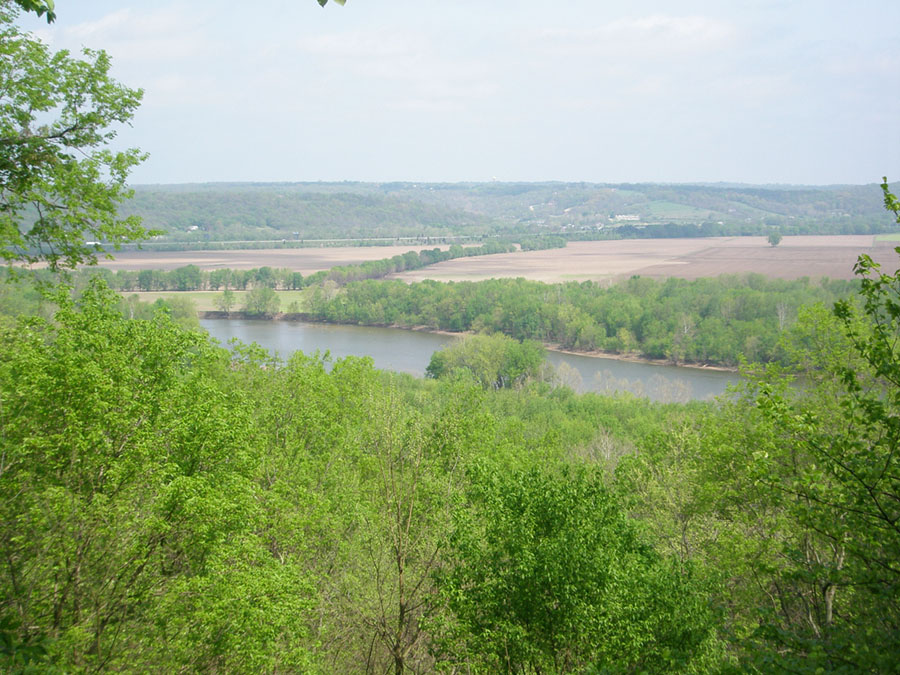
[201, 318, 455, 376]
[200, 319, 739, 402]
[541, 350, 737, 402]
[593, 370, 692, 403]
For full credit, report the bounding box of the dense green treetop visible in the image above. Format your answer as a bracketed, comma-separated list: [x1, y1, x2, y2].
[426, 333, 545, 390]
[0, 280, 314, 670]
[438, 466, 722, 672]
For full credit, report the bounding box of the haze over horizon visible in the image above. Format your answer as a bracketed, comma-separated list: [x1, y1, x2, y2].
[127, 179, 887, 189]
[20, 0, 900, 187]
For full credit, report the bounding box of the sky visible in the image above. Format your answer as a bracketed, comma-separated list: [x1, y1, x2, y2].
[17, 0, 900, 186]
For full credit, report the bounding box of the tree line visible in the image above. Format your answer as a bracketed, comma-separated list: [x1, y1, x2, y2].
[116, 181, 896, 248]
[518, 235, 567, 251]
[119, 188, 500, 244]
[75, 242, 517, 292]
[304, 274, 859, 367]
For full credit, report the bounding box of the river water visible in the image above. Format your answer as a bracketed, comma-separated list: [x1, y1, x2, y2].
[200, 319, 739, 402]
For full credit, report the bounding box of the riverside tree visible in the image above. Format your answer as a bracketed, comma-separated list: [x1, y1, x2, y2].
[243, 285, 280, 317]
[425, 333, 545, 390]
[215, 288, 236, 313]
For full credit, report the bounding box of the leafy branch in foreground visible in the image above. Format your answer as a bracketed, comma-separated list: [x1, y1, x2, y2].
[883, 176, 900, 222]
[0, 5, 151, 270]
[11, 0, 53, 22]
[739, 181, 900, 670]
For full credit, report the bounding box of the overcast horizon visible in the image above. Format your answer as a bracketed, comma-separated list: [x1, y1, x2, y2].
[19, 0, 900, 187]
[128, 179, 886, 189]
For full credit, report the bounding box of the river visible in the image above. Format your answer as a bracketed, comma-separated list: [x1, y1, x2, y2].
[200, 319, 740, 402]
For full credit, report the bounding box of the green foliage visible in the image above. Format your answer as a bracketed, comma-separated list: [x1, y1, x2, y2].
[0, 279, 317, 670]
[616, 295, 900, 671]
[0, 269, 53, 322]
[0, 6, 150, 269]
[426, 333, 545, 389]
[437, 466, 722, 672]
[221, 348, 502, 671]
[117, 292, 199, 331]
[518, 235, 567, 251]
[243, 285, 280, 317]
[883, 176, 900, 222]
[613, 412, 777, 663]
[0, 272, 733, 671]
[766, 231, 782, 247]
[214, 288, 236, 313]
[11, 0, 54, 22]
[310, 274, 856, 367]
[743, 245, 900, 670]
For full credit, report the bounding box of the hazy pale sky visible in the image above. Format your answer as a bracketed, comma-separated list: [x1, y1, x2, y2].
[18, 0, 900, 185]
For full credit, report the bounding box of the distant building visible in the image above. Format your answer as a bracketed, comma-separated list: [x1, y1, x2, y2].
[612, 214, 640, 222]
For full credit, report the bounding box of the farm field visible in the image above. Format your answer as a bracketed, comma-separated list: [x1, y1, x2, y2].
[390, 236, 900, 283]
[93, 245, 454, 274]
[91, 236, 900, 283]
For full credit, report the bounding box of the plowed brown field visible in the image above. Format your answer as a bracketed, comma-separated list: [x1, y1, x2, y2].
[93, 245, 452, 275]
[92, 237, 899, 283]
[390, 236, 899, 283]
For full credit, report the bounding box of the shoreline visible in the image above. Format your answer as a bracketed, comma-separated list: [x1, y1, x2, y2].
[199, 311, 740, 373]
[545, 345, 737, 372]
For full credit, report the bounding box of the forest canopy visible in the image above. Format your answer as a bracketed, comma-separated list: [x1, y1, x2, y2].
[3, 2, 900, 672]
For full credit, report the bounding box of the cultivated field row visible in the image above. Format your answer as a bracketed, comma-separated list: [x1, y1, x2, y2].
[95, 236, 900, 283]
